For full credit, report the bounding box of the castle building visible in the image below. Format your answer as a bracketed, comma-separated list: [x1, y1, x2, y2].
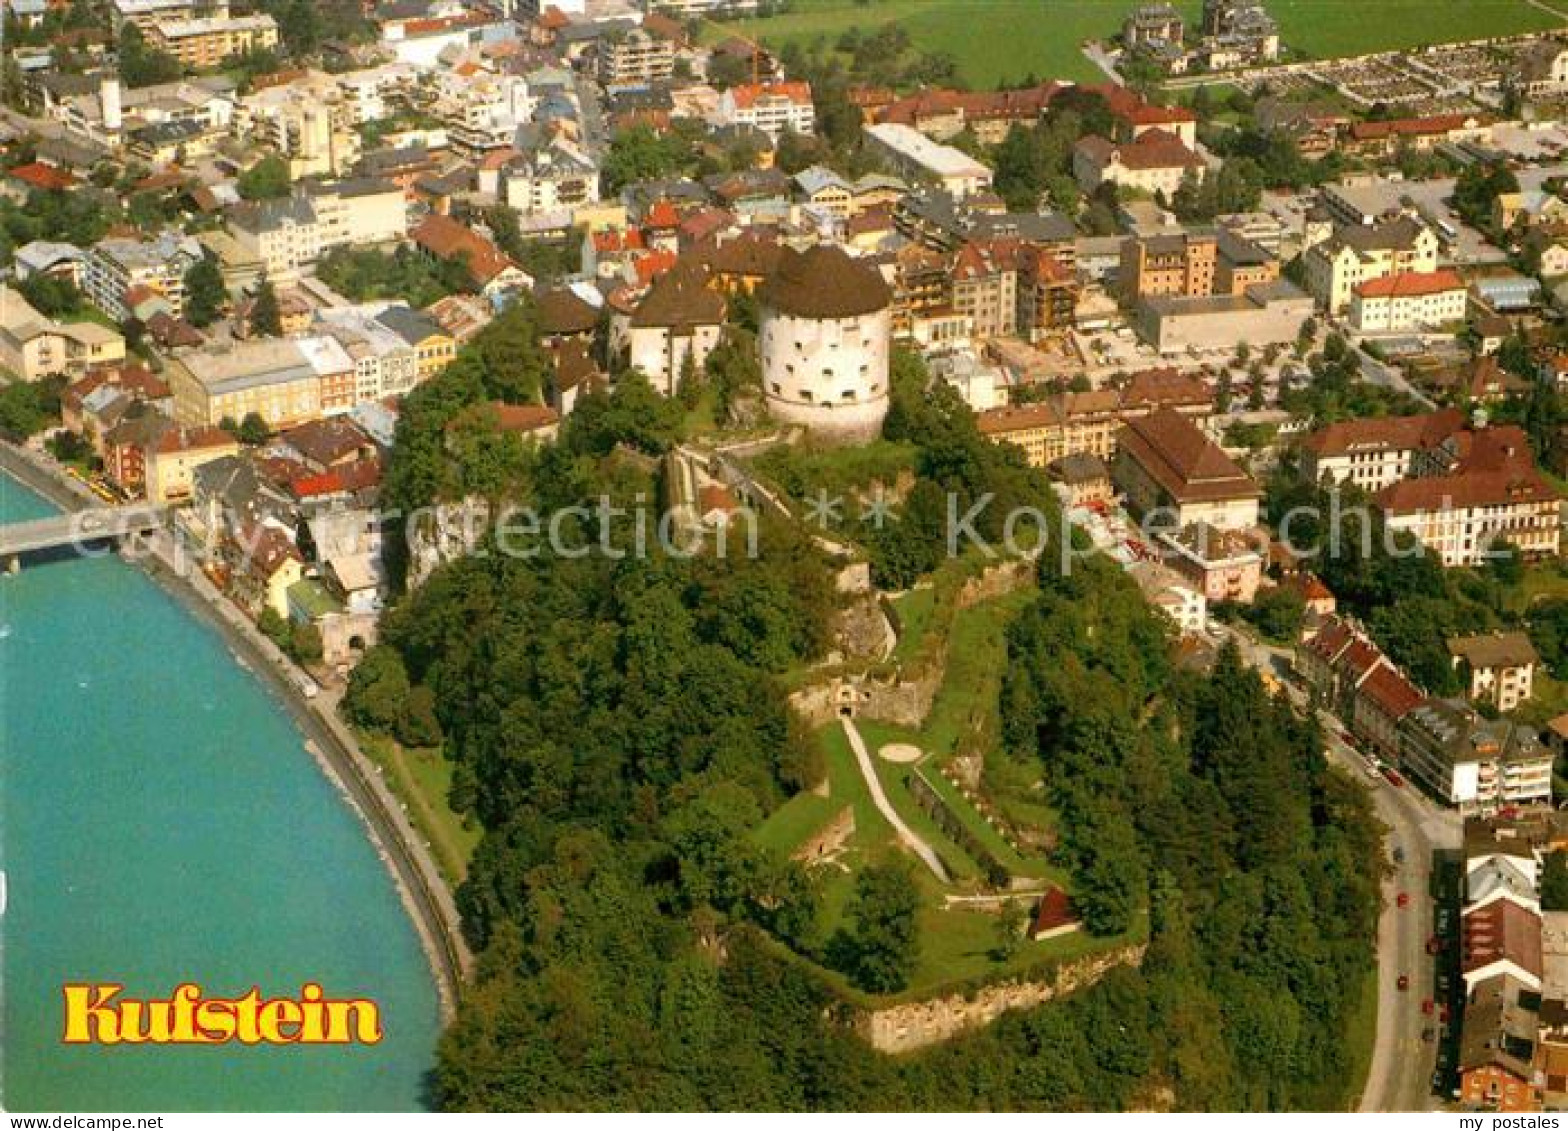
[759, 245, 892, 443]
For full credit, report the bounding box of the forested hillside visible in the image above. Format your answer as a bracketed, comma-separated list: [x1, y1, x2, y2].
[358, 333, 1383, 1110]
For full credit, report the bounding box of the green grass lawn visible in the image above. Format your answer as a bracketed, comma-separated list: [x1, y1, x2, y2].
[1341, 964, 1379, 1111]
[1268, 0, 1561, 60]
[707, 0, 1561, 88]
[919, 586, 1036, 760]
[712, 0, 1181, 85]
[886, 585, 936, 665]
[358, 731, 481, 885]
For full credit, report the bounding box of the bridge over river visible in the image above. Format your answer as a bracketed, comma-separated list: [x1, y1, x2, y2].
[0, 504, 168, 561]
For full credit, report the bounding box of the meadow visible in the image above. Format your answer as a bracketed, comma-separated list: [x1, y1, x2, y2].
[709, 0, 1565, 87]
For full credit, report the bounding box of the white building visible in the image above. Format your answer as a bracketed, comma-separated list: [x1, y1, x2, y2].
[863, 122, 993, 200]
[84, 231, 205, 322]
[1350, 268, 1469, 333]
[502, 140, 600, 216]
[626, 263, 726, 397]
[759, 245, 892, 442]
[713, 82, 815, 139]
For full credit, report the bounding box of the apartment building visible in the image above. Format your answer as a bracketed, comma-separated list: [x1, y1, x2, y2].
[149, 13, 279, 68]
[1401, 699, 1552, 812]
[237, 77, 361, 179]
[501, 140, 601, 216]
[1121, 230, 1216, 299]
[950, 240, 1017, 339]
[713, 82, 815, 139]
[977, 368, 1211, 467]
[226, 179, 408, 281]
[599, 26, 676, 86]
[1450, 632, 1539, 714]
[84, 231, 205, 322]
[168, 337, 339, 429]
[0, 285, 125, 381]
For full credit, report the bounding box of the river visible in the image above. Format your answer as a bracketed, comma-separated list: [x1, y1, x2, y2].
[0, 473, 439, 1111]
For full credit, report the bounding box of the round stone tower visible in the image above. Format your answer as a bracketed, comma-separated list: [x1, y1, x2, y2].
[758, 244, 892, 443]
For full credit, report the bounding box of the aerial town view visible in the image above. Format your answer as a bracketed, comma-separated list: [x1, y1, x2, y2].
[15, 0, 1568, 1118]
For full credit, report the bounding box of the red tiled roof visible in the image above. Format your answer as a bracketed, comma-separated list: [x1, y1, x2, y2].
[1351, 113, 1480, 142]
[1078, 128, 1203, 172]
[1377, 469, 1559, 515]
[8, 162, 76, 191]
[1030, 887, 1078, 936]
[1355, 269, 1466, 299]
[729, 81, 812, 109]
[1302, 408, 1466, 458]
[411, 214, 518, 286]
[633, 249, 679, 286]
[1463, 899, 1543, 980]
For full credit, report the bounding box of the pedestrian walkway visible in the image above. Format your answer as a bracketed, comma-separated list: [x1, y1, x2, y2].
[840, 717, 949, 883]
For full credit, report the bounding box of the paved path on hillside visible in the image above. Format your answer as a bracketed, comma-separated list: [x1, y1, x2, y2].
[841, 718, 949, 882]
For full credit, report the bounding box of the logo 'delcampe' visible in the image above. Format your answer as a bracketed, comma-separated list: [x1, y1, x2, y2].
[62, 983, 383, 1045]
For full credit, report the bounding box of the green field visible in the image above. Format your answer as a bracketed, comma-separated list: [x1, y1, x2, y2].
[708, 0, 1563, 88]
[1269, 0, 1562, 60]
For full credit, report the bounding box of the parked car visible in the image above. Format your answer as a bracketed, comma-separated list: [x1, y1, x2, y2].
[1393, 846, 1406, 864]
[1383, 767, 1405, 788]
[1398, 974, 1410, 991]
[1397, 892, 1411, 908]
[1422, 999, 1434, 1015]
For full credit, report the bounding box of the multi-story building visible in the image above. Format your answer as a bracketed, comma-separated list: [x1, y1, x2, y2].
[237, 76, 362, 179]
[1450, 632, 1539, 714]
[863, 123, 993, 199]
[226, 179, 407, 282]
[950, 240, 1017, 339]
[313, 306, 427, 404]
[1213, 229, 1279, 295]
[149, 13, 278, 69]
[111, 0, 209, 33]
[168, 338, 334, 429]
[1349, 268, 1469, 332]
[627, 262, 727, 398]
[713, 82, 815, 139]
[1300, 407, 1465, 493]
[0, 285, 125, 381]
[1072, 129, 1205, 197]
[1379, 470, 1561, 567]
[1512, 40, 1568, 101]
[1016, 244, 1079, 341]
[599, 26, 676, 86]
[84, 231, 205, 323]
[1114, 407, 1261, 530]
[1400, 699, 1553, 812]
[977, 368, 1212, 467]
[1123, 3, 1185, 50]
[102, 407, 239, 503]
[1120, 230, 1216, 299]
[1297, 615, 1425, 762]
[1302, 216, 1441, 312]
[1158, 522, 1263, 604]
[501, 140, 601, 217]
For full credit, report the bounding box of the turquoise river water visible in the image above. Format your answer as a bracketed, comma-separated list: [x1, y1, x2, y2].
[0, 473, 439, 1111]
